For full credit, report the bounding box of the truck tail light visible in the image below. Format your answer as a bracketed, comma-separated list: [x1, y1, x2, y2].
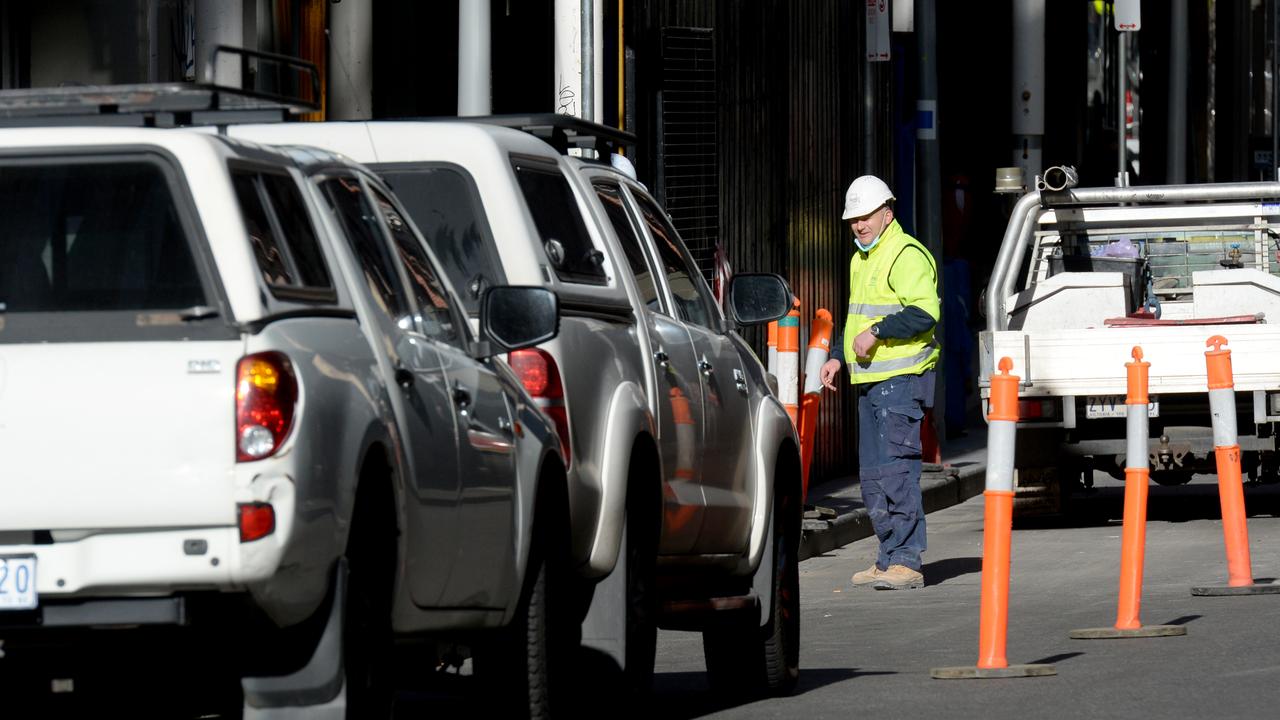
[509, 348, 570, 466]
[1018, 398, 1059, 421]
[236, 352, 298, 462]
[238, 502, 276, 542]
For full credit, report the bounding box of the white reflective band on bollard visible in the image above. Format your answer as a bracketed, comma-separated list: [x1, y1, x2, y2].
[1209, 388, 1237, 448]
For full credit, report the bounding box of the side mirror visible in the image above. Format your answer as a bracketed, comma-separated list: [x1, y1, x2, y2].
[475, 286, 560, 358]
[727, 273, 792, 326]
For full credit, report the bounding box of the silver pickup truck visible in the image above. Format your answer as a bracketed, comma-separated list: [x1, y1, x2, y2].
[232, 114, 804, 709]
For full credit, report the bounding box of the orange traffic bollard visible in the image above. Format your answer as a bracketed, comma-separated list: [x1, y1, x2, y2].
[1192, 336, 1280, 595]
[932, 358, 1056, 680]
[1070, 347, 1186, 639]
[767, 320, 779, 377]
[797, 309, 833, 501]
[777, 304, 801, 426]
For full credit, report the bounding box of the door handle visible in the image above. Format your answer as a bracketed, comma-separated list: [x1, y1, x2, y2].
[452, 381, 472, 411]
[698, 357, 714, 375]
[394, 366, 414, 388]
[653, 350, 670, 368]
[733, 368, 748, 394]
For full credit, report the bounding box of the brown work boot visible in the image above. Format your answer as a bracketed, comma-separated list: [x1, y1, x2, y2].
[872, 564, 924, 590]
[849, 564, 885, 586]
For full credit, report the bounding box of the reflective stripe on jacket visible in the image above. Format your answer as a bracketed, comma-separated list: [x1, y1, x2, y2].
[842, 219, 941, 384]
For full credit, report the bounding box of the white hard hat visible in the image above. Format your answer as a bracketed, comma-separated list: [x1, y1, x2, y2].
[841, 175, 895, 220]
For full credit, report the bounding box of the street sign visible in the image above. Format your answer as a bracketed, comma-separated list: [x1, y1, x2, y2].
[866, 0, 890, 62]
[1115, 0, 1140, 31]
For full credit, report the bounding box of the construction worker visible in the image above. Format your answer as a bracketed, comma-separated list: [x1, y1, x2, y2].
[820, 174, 940, 590]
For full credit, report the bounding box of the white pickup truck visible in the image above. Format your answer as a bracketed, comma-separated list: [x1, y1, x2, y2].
[981, 180, 1280, 508]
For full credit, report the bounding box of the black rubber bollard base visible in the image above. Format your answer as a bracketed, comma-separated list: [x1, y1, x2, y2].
[1191, 580, 1280, 596]
[930, 664, 1057, 680]
[1069, 625, 1186, 639]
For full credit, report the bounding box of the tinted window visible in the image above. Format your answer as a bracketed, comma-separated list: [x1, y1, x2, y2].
[634, 193, 717, 329]
[0, 160, 203, 312]
[260, 173, 331, 288]
[513, 163, 607, 285]
[231, 170, 333, 295]
[377, 166, 504, 315]
[592, 181, 660, 310]
[320, 177, 410, 326]
[368, 185, 462, 347]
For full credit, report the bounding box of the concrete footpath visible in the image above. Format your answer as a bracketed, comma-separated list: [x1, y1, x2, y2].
[799, 422, 989, 561]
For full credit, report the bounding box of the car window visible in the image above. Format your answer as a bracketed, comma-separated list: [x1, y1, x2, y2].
[592, 180, 661, 311]
[367, 184, 463, 348]
[376, 165, 505, 316]
[513, 161, 608, 285]
[0, 159, 204, 313]
[633, 192, 717, 329]
[230, 169, 333, 298]
[319, 176, 411, 328]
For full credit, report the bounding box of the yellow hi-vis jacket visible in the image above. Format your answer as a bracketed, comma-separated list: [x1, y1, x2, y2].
[842, 219, 941, 384]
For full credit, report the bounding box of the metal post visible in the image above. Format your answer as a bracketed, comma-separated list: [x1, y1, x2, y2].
[916, 0, 945, 439]
[1011, 0, 1045, 187]
[1168, 0, 1188, 183]
[458, 0, 492, 116]
[328, 0, 372, 120]
[1117, 31, 1129, 186]
[195, 0, 243, 87]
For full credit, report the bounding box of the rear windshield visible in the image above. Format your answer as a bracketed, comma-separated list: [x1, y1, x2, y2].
[0, 160, 204, 312]
[376, 164, 505, 315]
[0, 157, 227, 342]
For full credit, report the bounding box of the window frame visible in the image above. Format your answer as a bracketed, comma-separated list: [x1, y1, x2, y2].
[0, 147, 237, 343]
[510, 154, 612, 287]
[227, 160, 338, 305]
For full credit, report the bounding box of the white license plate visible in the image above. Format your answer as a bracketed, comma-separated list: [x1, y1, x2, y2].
[1085, 395, 1159, 419]
[0, 556, 37, 610]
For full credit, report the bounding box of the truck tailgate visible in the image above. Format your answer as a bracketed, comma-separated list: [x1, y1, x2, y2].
[980, 324, 1280, 395]
[0, 341, 244, 530]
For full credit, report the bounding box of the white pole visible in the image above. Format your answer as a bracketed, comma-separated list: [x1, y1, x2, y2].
[554, 0, 582, 116]
[195, 0, 243, 87]
[458, 0, 491, 116]
[1011, 0, 1045, 186]
[328, 0, 373, 120]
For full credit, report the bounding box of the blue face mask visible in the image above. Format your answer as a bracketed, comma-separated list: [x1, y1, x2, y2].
[854, 233, 882, 253]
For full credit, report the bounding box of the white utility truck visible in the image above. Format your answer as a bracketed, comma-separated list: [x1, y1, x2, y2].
[980, 177, 1280, 509]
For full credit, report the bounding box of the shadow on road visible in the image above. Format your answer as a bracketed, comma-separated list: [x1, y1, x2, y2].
[922, 556, 982, 585]
[1014, 483, 1280, 530]
[1028, 651, 1085, 665]
[646, 666, 895, 719]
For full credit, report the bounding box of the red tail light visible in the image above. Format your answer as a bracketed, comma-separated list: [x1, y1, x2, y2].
[238, 502, 276, 542]
[1018, 398, 1058, 420]
[509, 349, 570, 466]
[236, 352, 298, 462]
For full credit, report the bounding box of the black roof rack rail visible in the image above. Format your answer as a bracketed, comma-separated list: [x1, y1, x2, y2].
[463, 114, 636, 158]
[0, 46, 319, 129]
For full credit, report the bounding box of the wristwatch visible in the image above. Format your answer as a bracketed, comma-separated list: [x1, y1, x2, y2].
[869, 323, 882, 338]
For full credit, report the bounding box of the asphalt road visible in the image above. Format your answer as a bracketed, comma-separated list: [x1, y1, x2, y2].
[648, 478, 1280, 719]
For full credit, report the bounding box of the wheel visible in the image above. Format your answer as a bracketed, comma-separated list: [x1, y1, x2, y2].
[481, 481, 577, 719]
[342, 489, 397, 718]
[702, 488, 800, 697]
[623, 500, 658, 696]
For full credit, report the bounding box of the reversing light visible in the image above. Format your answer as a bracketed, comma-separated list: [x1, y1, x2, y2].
[236, 352, 298, 461]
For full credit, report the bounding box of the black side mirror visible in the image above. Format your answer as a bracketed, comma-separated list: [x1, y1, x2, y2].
[475, 286, 560, 358]
[727, 273, 792, 326]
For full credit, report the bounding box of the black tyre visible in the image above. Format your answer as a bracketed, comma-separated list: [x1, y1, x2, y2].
[483, 481, 577, 719]
[702, 488, 800, 697]
[342, 491, 397, 719]
[624, 502, 659, 696]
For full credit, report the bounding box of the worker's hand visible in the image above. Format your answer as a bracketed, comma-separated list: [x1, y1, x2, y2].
[853, 329, 878, 358]
[819, 358, 843, 391]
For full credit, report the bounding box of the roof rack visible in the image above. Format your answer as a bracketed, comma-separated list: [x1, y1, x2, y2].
[465, 114, 636, 158]
[0, 46, 319, 129]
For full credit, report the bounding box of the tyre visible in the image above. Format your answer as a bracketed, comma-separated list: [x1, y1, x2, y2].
[342, 489, 397, 718]
[624, 500, 659, 696]
[702, 488, 800, 697]
[482, 481, 577, 719]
